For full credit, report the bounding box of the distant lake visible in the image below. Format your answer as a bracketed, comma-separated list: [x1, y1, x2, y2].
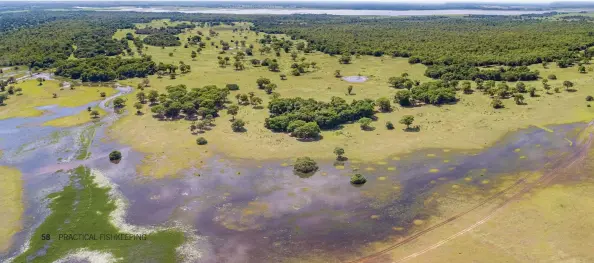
[75, 6, 578, 16]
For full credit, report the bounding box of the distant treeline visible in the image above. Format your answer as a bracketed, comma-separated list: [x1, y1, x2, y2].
[1, 11, 593, 82]
[425, 65, 540, 81]
[253, 16, 594, 67]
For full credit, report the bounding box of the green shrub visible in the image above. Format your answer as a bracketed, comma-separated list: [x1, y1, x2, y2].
[386, 121, 394, 130]
[350, 174, 367, 185]
[226, 84, 239, 91]
[109, 151, 122, 161]
[294, 157, 318, 174]
[196, 137, 208, 145]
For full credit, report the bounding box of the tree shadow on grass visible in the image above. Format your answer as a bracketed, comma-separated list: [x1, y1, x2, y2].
[567, 88, 578, 92]
[296, 135, 324, 142]
[404, 126, 421, 132]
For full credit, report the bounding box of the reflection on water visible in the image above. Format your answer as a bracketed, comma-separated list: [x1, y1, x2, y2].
[0, 91, 589, 263]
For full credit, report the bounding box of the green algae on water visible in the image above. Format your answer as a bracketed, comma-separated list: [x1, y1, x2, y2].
[13, 166, 184, 263]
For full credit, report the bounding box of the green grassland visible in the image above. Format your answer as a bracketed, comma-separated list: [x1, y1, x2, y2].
[0, 166, 22, 253]
[42, 107, 106, 128]
[0, 79, 116, 120]
[107, 21, 594, 178]
[12, 166, 184, 263]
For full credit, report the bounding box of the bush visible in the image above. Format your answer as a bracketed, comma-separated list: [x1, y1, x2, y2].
[587, 95, 594, 101]
[350, 174, 367, 185]
[196, 137, 208, 145]
[547, 74, 557, 80]
[294, 157, 318, 174]
[109, 151, 122, 161]
[231, 119, 246, 132]
[386, 121, 394, 130]
[226, 84, 239, 91]
[491, 98, 504, 109]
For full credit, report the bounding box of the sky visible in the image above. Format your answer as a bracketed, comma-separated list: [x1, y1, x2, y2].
[2, 0, 593, 3]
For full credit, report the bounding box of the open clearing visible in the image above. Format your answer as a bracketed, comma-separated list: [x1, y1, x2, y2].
[109, 21, 594, 178]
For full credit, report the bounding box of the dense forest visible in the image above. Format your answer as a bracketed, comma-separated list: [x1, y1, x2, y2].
[253, 16, 594, 67]
[0, 11, 592, 82]
[55, 56, 156, 82]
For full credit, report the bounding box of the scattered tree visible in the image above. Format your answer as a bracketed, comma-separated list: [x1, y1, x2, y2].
[399, 115, 414, 129]
[231, 119, 246, 132]
[359, 117, 373, 130]
[491, 98, 504, 109]
[513, 93, 524, 105]
[334, 147, 345, 160]
[562, 80, 574, 91]
[227, 105, 239, 120]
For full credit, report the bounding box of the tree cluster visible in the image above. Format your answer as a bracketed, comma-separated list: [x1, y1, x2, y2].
[265, 96, 375, 138]
[55, 56, 156, 82]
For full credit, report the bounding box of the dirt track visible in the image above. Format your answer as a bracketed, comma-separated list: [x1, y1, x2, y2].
[348, 130, 593, 263]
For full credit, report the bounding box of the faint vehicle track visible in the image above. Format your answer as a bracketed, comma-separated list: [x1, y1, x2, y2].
[349, 131, 593, 263]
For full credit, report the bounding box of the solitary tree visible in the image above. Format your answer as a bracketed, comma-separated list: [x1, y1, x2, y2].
[256, 77, 271, 89]
[333, 147, 345, 161]
[113, 97, 125, 109]
[399, 115, 414, 129]
[227, 105, 239, 120]
[542, 79, 551, 94]
[136, 91, 146, 103]
[347, 85, 353, 95]
[293, 157, 318, 174]
[513, 94, 525, 105]
[100, 92, 106, 98]
[563, 80, 574, 91]
[109, 151, 122, 161]
[491, 98, 504, 109]
[134, 102, 143, 114]
[231, 119, 246, 132]
[528, 86, 537, 97]
[148, 90, 159, 104]
[90, 110, 100, 118]
[334, 70, 341, 78]
[339, 54, 352, 64]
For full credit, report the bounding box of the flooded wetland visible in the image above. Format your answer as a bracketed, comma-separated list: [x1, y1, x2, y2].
[1, 78, 593, 262]
[2, 9, 594, 263]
